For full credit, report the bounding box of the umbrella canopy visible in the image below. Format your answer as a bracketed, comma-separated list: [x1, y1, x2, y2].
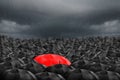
[34, 53, 71, 67]
[35, 72, 65, 80]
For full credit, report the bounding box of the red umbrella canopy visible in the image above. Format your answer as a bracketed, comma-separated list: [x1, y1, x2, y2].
[34, 53, 71, 67]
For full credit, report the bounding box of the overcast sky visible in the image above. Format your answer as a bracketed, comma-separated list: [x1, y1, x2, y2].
[0, 0, 120, 38]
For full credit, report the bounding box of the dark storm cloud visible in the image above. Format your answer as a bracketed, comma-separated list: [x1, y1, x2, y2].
[0, 0, 120, 38]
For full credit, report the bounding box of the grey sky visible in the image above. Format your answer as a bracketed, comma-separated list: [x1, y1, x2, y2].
[0, 0, 120, 38]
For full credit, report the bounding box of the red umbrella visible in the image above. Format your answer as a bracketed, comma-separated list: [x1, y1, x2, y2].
[34, 53, 71, 67]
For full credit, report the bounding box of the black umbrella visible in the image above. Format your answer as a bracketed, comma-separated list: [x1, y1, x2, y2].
[67, 69, 99, 80]
[35, 72, 65, 80]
